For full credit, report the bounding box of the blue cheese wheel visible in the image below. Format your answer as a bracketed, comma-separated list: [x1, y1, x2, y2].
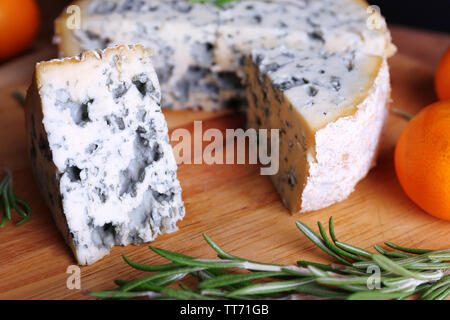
[54, 0, 395, 111]
[247, 47, 390, 213]
[25, 45, 185, 265]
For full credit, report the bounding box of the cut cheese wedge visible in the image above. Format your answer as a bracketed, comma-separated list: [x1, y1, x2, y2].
[246, 47, 390, 213]
[25, 45, 185, 264]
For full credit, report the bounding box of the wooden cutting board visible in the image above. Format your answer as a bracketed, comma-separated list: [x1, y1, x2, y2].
[0, 26, 449, 300]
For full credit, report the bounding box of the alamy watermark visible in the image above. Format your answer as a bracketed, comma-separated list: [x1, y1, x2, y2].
[66, 5, 81, 30]
[170, 122, 280, 176]
[366, 265, 382, 290]
[366, 5, 385, 31]
[66, 265, 81, 290]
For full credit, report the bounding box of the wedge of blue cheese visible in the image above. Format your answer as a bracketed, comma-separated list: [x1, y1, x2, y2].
[55, 0, 395, 111]
[25, 45, 185, 265]
[246, 47, 390, 213]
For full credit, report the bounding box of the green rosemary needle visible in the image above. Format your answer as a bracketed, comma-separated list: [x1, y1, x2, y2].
[390, 107, 415, 121]
[12, 91, 26, 106]
[188, 0, 240, 7]
[88, 217, 450, 300]
[0, 170, 31, 227]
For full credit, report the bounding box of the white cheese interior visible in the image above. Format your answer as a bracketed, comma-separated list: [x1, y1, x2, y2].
[253, 48, 382, 132]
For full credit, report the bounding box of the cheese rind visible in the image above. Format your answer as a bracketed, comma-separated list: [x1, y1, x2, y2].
[25, 45, 185, 265]
[246, 47, 389, 213]
[55, 0, 395, 111]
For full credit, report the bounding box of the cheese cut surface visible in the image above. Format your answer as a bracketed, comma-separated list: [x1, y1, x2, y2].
[246, 47, 390, 213]
[25, 45, 185, 265]
[55, 0, 395, 111]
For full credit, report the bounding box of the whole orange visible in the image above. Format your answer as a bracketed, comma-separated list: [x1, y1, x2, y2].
[395, 100, 450, 221]
[435, 47, 450, 100]
[0, 0, 40, 61]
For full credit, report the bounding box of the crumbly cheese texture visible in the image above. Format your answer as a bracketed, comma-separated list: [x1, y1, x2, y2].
[247, 47, 390, 213]
[25, 45, 185, 265]
[55, 0, 395, 111]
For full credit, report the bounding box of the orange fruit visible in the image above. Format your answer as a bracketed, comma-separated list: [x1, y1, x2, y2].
[435, 47, 450, 100]
[395, 100, 450, 220]
[0, 0, 40, 61]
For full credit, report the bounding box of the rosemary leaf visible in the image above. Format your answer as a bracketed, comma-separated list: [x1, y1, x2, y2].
[339, 284, 374, 293]
[88, 290, 160, 299]
[428, 253, 450, 262]
[348, 289, 414, 300]
[384, 241, 432, 254]
[374, 245, 411, 259]
[1, 214, 7, 227]
[328, 217, 338, 243]
[434, 287, 450, 300]
[318, 221, 363, 261]
[12, 91, 26, 106]
[227, 278, 314, 297]
[198, 288, 244, 300]
[281, 267, 313, 277]
[396, 283, 432, 300]
[196, 269, 256, 292]
[316, 276, 374, 286]
[115, 272, 188, 289]
[397, 249, 450, 267]
[0, 171, 31, 227]
[188, 0, 239, 7]
[372, 254, 441, 281]
[335, 241, 372, 259]
[307, 265, 330, 278]
[406, 263, 450, 270]
[390, 108, 415, 121]
[15, 212, 31, 226]
[167, 287, 208, 300]
[203, 233, 288, 268]
[296, 260, 337, 272]
[120, 266, 206, 292]
[296, 284, 349, 299]
[419, 276, 450, 300]
[14, 201, 28, 218]
[382, 277, 423, 288]
[122, 254, 182, 272]
[197, 271, 286, 290]
[421, 285, 450, 300]
[150, 247, 250, 269]
[88, 218, 450, 301]
[14, 197, 31, 225]
[151, 246, 301, 272]
[296, 221, 352, 266]
[2, 182, 11, 220]
[203, 233, 238, 259]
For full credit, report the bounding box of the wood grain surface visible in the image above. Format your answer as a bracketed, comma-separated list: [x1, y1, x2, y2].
[0, 26, 449, 300]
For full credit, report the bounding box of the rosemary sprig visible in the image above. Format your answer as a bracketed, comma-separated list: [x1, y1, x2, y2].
[188, 0, 240, 7]
[0, 170, 31, 227]
[12, 91, 26, 107]
[390, 107, 414, 121]
[87, 217, 450, 300]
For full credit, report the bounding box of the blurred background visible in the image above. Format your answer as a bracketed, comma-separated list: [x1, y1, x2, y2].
[368, 0, 450, 33]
